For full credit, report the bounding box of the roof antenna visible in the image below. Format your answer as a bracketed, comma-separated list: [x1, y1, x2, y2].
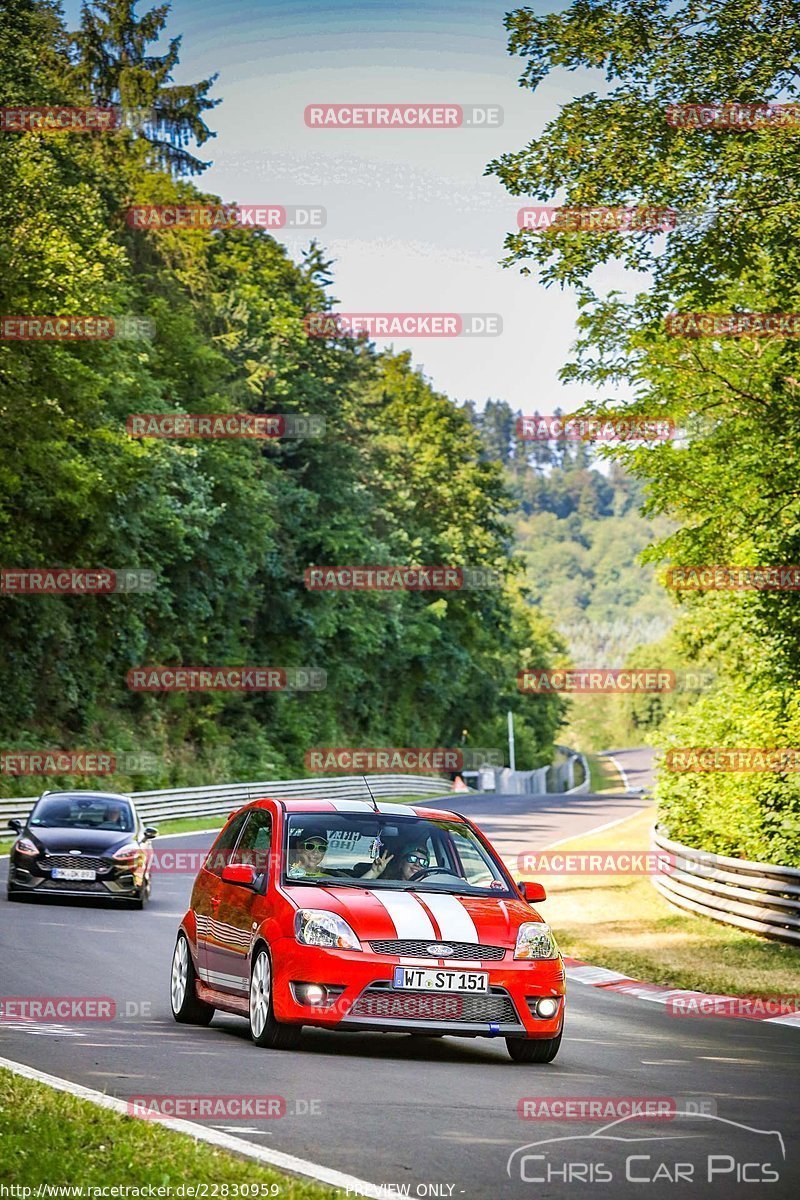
[362, 775, 380, 813]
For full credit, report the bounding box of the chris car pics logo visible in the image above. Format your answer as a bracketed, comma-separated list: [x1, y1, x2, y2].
[507, 1112, 785, 1185]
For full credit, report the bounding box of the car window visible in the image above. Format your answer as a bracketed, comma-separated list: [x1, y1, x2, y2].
[229, 810, 272, 872]
[282, 813, 512, 895]
[204, 812, 249, 876]
[445, 826, 497, 888]
[29, 796, 134, 832]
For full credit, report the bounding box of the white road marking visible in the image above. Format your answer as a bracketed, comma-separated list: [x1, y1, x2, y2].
[540, 809, 649, 850]
[603, 752, 633, 791]
[214, 1125, 273, 1135]
[0, 1056, 391, 1199]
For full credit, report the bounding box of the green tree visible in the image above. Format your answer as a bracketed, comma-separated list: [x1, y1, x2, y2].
[487, 0, 800, 858]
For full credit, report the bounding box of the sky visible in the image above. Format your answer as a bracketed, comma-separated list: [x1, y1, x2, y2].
[62, 0, 609, 412]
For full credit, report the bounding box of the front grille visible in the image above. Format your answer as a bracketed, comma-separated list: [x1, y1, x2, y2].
[45, 855, 107, 872]
[350, 984, 519, 1025]
[369, 939, 506, 961]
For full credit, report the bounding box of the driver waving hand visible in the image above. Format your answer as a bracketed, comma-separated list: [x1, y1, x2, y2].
[364, 841, 430, 881]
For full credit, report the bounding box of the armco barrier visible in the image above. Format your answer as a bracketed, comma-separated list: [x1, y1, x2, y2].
[652, 826, 800, 945]
[0, 774, 454, 828]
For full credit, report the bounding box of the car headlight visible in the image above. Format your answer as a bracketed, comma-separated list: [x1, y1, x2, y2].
[514, 921, 559, 960]
[294, 909, 361, 951]
[14, 837, 39, 857]
[112, 843, 145, 863]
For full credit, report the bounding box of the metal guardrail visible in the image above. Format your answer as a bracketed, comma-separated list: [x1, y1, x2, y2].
[652, 826, 800, 945]
[565, 752, 590, 794]
[0, 774, 454, 827]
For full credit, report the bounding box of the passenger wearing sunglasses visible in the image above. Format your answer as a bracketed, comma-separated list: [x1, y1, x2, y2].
[287, 831, 330, 878]
[364, 841, 431, 882]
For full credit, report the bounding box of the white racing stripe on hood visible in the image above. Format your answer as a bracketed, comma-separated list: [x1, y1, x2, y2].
[369, 890, 436, 939]
[420, 893, 480, 943]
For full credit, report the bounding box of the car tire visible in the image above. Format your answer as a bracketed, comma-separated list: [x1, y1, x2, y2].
[248, 947, 301, 1050]
[170, 932, 215, 1025]
[128, 876, 150, 910]
[506, 1032, 562, 1063]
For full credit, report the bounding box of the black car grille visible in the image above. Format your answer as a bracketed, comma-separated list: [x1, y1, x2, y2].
[369, 939, 506, 961]
[41, 877, 108, 892]
[44, 855, 107, 872]
[351, 983, 520, 1025]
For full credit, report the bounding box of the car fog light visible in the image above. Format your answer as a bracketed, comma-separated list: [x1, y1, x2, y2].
[292, 982, 346, 1008]
[535, 996, 559, 1018]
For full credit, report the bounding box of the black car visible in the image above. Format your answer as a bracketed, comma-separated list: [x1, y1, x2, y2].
[6, 790, 157, 908]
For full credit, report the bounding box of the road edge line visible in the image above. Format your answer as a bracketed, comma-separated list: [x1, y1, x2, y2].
[600, 752, 632, 791]
[0, 1055, 389, 1197]
[541, 809, 649, 850]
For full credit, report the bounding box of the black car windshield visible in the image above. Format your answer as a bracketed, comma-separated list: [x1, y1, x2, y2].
[283, 813, 513, 896]
[29, 796, 135, 833]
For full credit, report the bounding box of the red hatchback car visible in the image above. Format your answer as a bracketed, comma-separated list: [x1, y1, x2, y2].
[170, 798, 565, 1062]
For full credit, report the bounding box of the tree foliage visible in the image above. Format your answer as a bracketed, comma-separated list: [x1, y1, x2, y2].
[0, 0, 566, 793]
[489, 0, 800, 862]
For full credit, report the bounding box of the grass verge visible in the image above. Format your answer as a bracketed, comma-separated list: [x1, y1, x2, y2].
[0, 1067, 343, 1194]
[585, 753, 625, 793]
[520, 806, 800, 996]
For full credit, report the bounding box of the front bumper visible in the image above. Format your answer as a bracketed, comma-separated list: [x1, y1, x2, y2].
[271, 938, 565, 1039]
[9, 858, 147, 899]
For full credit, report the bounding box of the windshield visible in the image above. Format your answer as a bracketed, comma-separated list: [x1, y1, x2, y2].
[29, 796, 135, 833]
[283, 813, 512, 896]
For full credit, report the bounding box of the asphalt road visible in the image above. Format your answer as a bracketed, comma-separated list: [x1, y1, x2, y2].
[2, 755, 799, 1198]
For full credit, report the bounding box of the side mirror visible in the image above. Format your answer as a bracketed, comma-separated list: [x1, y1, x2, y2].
[143, 827, 158, 840]
[7, 818, 22, 834]
[518, 880, 546, 903]
[221, 863, 257, 888]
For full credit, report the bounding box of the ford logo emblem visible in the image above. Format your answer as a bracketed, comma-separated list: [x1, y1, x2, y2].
[426, 943, 454, 956]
